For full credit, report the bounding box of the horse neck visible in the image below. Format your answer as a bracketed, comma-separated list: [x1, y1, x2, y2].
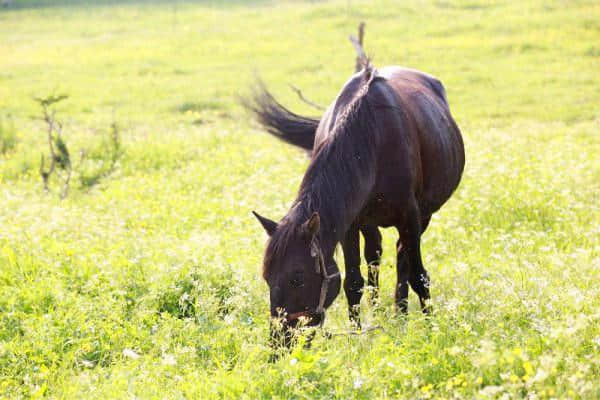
[294, 148, 376, 253]
[293, 75, 378, 253]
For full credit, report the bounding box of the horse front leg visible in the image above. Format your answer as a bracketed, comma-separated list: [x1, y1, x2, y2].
[361, 225, 382, 306]
[342, 224, 364, 328]
[395, 238, 410, 314]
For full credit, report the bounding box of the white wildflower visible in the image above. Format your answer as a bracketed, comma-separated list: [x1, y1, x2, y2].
[479, 385, 504, 396]
[162, 354, 177, 366]
[353, 377, 363, 389]
[224, 314, 234, 324]
[448, 345, 462, 355]
[122, 349, 140, 359]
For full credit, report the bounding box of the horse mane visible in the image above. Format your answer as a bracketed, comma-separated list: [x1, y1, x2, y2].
[263, 64, 381, 280]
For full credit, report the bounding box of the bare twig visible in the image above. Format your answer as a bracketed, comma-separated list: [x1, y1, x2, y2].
[324, 324, 384, 338]
[60, 165, 72, 199]
[299, 324, 384, 350]
[40, 154, 50, 191]
[358, 21, 365, 46]
[77, 149, 87, 170]
[350, 22, 367, 72]
[289, 84, 325, 111]
[39, 104, 56, 192]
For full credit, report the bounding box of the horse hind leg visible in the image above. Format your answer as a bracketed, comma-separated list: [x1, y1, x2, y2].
[396, 206, 432, 314]
[405, 212, 432, 314]
[361, 225, 382, 306]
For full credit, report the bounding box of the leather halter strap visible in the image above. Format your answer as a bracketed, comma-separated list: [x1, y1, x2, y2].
[311, 236, 339, 315]
[285, 310, 313, 321]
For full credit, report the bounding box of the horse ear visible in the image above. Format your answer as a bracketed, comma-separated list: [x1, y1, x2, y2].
[252, 211, 278, 236]
[302, 212, 320, 237]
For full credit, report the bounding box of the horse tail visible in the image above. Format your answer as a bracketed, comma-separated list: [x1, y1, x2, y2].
[243, 81, 319, 151]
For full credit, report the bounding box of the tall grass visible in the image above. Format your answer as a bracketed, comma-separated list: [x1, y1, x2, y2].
[0, 0, 598, 398]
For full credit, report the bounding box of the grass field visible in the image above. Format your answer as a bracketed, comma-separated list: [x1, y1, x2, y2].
[1, 0, 599, 398]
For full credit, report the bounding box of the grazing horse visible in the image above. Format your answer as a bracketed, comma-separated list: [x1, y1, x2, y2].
[248, 64, 464, 347]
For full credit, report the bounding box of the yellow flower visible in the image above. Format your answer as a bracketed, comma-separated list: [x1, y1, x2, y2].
[476, 377, 483, 385]
[523, 361, 534, 376]
[512, 347, 523, 358]
[421, 384, 433, 393]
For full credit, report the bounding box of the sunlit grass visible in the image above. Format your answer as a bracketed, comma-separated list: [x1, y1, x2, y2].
[0, 0, 599, 398]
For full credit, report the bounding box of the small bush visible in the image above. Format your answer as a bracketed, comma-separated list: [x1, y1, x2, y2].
[175, 100, 222, 114]
[156, 265, 236, 321]
[35, 94, 72, 197]
[0, 116, 17, 155]
[78, 121, 124, 189]
[157, 275, 197, 319]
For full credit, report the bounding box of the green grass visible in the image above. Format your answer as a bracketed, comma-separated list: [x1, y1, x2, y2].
[1, 0, 599, 398]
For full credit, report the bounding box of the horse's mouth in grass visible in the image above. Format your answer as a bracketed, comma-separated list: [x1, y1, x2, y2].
[269, 313, 323, 360]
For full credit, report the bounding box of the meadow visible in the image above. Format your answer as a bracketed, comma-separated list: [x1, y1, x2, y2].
[0, 0, 599, 398]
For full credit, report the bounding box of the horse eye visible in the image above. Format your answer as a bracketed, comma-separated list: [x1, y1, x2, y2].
[290, 271, 304, 288]
[290, 279, 302, 288]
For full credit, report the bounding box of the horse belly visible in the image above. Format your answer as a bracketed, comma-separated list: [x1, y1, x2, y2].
[358, 195, 407, 228]
[405, 94, 464, 214]
[419, 121, 464, 214]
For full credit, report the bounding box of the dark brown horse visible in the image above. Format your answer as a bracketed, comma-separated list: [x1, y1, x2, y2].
[247, 64, 464, 347]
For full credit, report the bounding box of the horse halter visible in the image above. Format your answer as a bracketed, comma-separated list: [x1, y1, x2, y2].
[284, 236, 339, 325]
